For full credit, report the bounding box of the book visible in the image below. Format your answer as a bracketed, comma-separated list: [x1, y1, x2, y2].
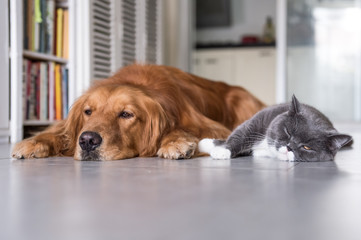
[45, 0, 55, 54]
[35, 62, 41, 119]
[27, 0, 34, 51]
[48, 62, 55, 121]
[39, 0, 47, 53]
[39, 62, 48, 120]
[62, 9, 69, 59]
[55, 64, 62, 120]
[23, 60, 31, 119]
[56, 8, 64, 57]
[23, 0, 28, 49]
[62, 66, 68, 118]
[34, 0, 41, 51]
[28, 62, 37, 120]
[22, 60, 27, 120]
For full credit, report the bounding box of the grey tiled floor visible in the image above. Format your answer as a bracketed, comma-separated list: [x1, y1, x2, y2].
[0, 123, 360, 240]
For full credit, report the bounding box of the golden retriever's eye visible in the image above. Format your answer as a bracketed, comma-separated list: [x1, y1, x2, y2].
[84, 109, 92, 116]
[119, 111, 134, 119]
[303, 145, 312, 150]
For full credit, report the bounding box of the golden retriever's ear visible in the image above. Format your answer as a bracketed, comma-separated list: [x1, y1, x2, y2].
[139, 101, 170, 156]
[60, 95, 87, 154]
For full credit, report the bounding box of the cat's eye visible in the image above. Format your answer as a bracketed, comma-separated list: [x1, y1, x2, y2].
[119, 111, 134, 119]
[84, 109, 92, 116]
[303, 145, 312, 150]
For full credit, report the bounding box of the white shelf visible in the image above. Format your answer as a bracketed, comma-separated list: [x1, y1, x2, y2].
[23, 50, 68, 64]
[23, 120, 58, 126]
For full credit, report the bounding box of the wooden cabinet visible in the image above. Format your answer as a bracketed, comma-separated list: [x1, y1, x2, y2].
[192, 47, 276, 105]
[193, 50, 235, 85]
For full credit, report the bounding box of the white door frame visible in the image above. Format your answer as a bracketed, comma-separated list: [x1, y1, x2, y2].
[10, 0, 23, 143]
[276, 0, 287, 104]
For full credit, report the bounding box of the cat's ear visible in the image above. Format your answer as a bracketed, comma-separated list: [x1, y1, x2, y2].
[328, 134, 353, 153]
[288, 95, 301, 116]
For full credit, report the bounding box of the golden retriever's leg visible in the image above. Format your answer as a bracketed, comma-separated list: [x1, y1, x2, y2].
[12, 122, 71, 159]
[12, 136, 53, 159]
[157, 130, 198, 159]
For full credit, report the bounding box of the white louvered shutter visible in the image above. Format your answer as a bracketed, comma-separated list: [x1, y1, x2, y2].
[90, 0, 113, 79]
[121, 0, 137, 66]
[145, 0, 158, 63]
[88, 0, 162, 79]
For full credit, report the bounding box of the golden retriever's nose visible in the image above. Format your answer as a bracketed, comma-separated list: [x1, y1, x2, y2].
[79, 131, 102, 152]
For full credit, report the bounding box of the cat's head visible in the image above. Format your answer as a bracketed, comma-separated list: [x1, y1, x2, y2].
[267, 95, 352, 162]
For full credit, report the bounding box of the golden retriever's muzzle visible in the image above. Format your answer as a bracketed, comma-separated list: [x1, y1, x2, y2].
[79, 131, 102, 161]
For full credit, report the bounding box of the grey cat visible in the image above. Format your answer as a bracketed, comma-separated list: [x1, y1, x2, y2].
[198, 95, 352, 162]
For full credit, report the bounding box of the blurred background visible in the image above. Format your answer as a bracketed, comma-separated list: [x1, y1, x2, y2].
[1, 0, 361, 142]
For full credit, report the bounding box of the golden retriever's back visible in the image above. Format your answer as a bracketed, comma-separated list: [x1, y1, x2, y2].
[93, 64, 265, 129]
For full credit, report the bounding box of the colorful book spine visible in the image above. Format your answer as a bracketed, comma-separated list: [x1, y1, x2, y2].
[34, 0, 41, 52]
[46, 0, 55, 54]
[62, 9, 69, 59]
[22, 59, 29, 120]
[28, 62, 37, 120]
[23, 0, 28, 49]
[55, 64, 62, 120]
[62, 66, 68, 118]
[28, 0, 34, 51]
[35, 62, 41, 119]
[39, 0, 47, 53]
[25, 60, 31, 119]
[39, 62, 48, 120]
[48, 62, 55, 121]
[56, 8, 64, 58]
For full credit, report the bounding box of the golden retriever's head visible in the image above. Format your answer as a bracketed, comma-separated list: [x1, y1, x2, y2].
[66, 85, 169, 160]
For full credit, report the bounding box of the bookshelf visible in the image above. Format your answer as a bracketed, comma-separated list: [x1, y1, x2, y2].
[23, 50, 68, 64]
[22, 0, 70, 127]
[9, 0, 84, 142]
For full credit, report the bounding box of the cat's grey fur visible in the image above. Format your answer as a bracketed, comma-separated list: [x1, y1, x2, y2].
[198, 95, 352, 162]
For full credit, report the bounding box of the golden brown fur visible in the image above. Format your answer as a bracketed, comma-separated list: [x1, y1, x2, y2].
[12, 64, 265, 160]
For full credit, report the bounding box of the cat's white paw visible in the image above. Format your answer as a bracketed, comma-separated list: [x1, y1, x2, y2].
[210, 146, 231, 160]
[198, 138, 215, 154]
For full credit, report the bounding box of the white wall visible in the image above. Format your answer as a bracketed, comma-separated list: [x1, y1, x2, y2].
[196, 0, 276, 44]
[162, 0, 193, 71]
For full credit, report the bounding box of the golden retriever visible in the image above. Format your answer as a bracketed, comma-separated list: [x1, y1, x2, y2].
[12, 64, 265, 160]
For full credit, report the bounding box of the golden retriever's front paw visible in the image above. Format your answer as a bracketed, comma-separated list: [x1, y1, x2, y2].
[157, 138, 197, 159]
[12, 139, 50, 159]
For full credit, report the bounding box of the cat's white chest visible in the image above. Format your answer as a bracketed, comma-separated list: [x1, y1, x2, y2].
[252, 139, 295, 161]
